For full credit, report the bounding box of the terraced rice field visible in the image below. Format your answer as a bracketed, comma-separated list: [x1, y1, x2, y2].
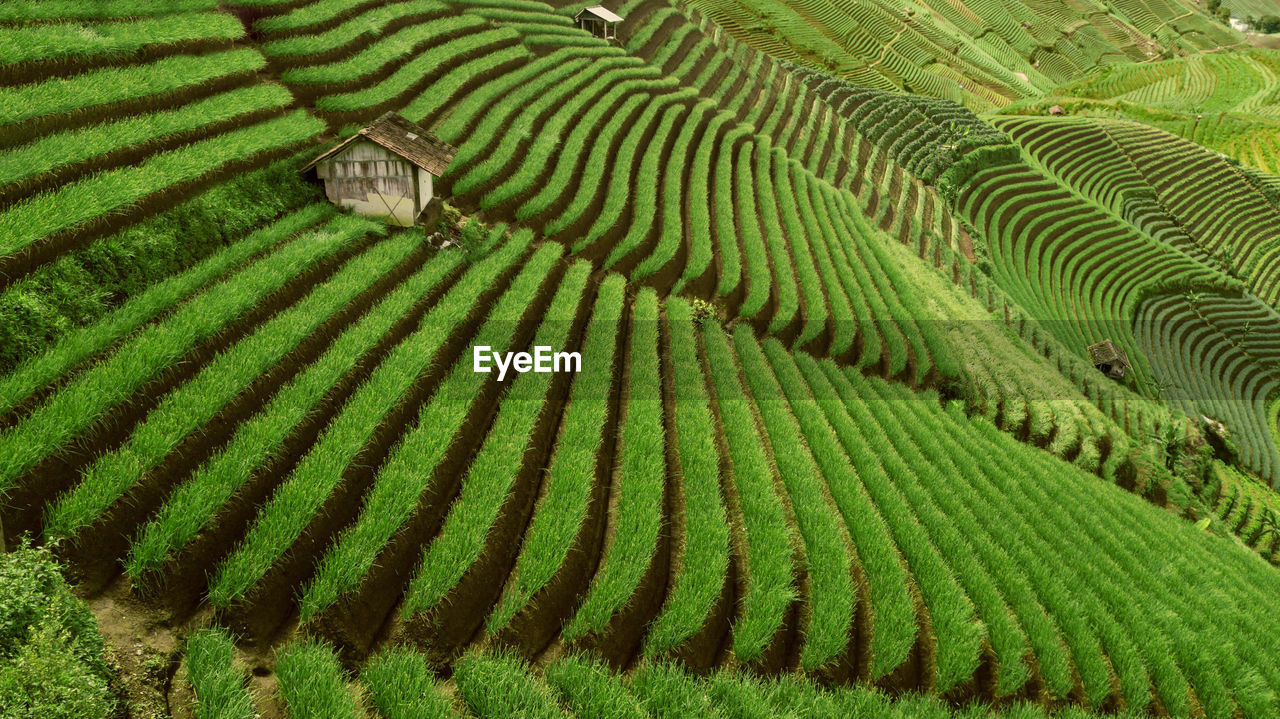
[3, 0, 1280, 717]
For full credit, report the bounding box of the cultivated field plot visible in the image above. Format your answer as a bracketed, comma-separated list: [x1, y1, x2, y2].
[4, 0, 1280, 717]
[679, 0, 1238, 110]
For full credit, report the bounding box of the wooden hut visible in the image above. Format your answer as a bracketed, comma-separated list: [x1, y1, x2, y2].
[1087, 339, 1131, 380]
[302, 112, 455, 227]
[575, 5, 623, 40]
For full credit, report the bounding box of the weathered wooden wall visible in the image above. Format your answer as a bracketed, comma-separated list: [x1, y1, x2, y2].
[317, 140, 424, 226]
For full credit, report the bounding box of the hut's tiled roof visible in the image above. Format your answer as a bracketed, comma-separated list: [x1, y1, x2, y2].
[302, 112, 456, 176]
[1087, 339, 1129, 367]
[577, 5, 623, 22]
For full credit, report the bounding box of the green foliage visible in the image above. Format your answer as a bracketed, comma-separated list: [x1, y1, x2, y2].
[125, 232, 464, 583]
[0, 49, 262, 126]
[0, 543, 113, 719]
[43, 232, 422, 543]
[185, 628, 254, 719]
[0, 157, 319, 375]
[0, 12, 242, 65]
[398, 256, 586, 617]
[453, 650, 567, 719]
[209, 232, 537, 609]
[0, 0, 214, 22]
[275, 639, 359, 719]
[563, 288, 666, 639]
[0, 214, 375, 496]
[0, 111, 323, 261]
[486, 275, 626, 633]
[361, 648, 455, 719]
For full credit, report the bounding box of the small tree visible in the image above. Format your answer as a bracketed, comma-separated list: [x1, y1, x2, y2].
[1259, 14, 1280, 32]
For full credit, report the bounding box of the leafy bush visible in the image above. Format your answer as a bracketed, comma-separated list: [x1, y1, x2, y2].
[0, 543, 114, 719]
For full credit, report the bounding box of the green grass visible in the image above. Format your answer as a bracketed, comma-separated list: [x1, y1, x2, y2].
[400, 258, 587, 616]
[734, 140, 772, 319]
[642, 297, 731, 657]
[453, 650, 568, 719]
[0, 214, 374, 496]
[42, 232, 420, 543]
[360, 648, 456, 719]
[300, 245, 569, 620]
[0, 84, 293, 189]
[713, 128, 751, 299]
[274, 639, 359, 719]
[544, 653, 647, 719]
[0, 49, 264, 126]
[730, 324, 855, 671]
[773, 348, 922, 681]
[0, 12, 242, 65]
[280, 17, 483, 85]
[449, 51, 603, 196]
[616, 101, 704, 273]
[207, 231, 537, 608]
[261, 1, 448, 57]
[479, 59, 654, 211]
[0, 0, 215, 20]
[563, 288, 665, 640]
[773, 153, 827, 348]
[700, 314, 797, 663]
[185, 628, 254, 719]
[671, 112, 729, 294]
[316, 30, 513, 112]
[398, 44, 531, 125]
[565, 96, 669, 250]
[0, 203, 329, 418]
[0, 111, 324, 260]
[754, 138, 800, 335]
[485, 274, 626, 633]
[124, 234, 462, 583]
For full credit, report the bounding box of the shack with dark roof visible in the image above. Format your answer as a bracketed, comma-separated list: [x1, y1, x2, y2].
[1087, 339, 1131, 380]
[303, 112, 455, 227]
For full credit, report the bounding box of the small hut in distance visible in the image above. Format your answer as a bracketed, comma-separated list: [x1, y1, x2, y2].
[303, 112, 455, 227]
[576, 5, 623, 40]
[1088, 339, 1131, 380]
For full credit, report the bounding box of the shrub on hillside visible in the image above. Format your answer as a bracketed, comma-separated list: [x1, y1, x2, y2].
[0, 543, 114, 719]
